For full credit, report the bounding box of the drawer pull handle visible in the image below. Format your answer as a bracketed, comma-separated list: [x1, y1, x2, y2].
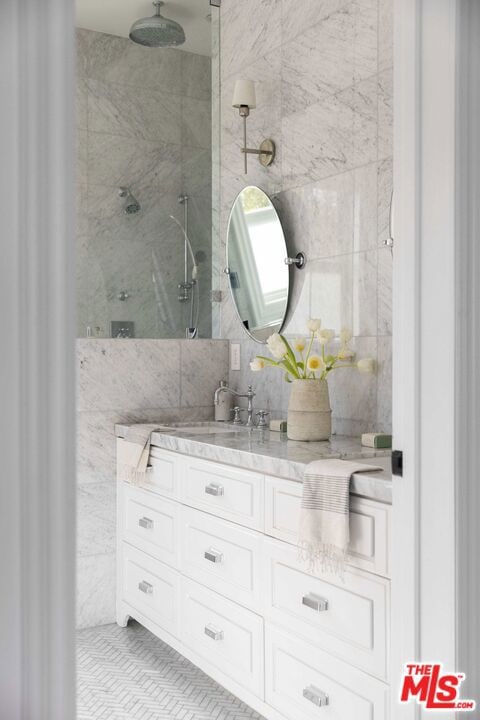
[138, 516, 154, 530]
[138, 580, 153, 595]
[303, 685, 329, 707]
[205, 483, 224, 497]
[204, 548, 224, 564]
[204, 624, 224, 641]
[302, 593, 328, 612]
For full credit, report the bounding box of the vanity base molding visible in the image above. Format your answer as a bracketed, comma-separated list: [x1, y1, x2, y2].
[117, 443, 391, 720]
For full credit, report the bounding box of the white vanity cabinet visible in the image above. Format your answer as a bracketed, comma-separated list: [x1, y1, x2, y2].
[117, 444, 391, 720]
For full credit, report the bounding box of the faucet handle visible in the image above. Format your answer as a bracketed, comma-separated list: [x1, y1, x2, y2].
[256, 410, 270, 428]
[232, 406, 244, 425]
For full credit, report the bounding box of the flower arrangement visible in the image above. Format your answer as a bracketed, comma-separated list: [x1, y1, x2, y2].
[250, 319, 375, 382]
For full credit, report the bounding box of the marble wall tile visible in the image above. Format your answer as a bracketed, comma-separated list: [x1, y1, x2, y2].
[281, 2, 377, 117]
[77, 339, 181, 411]
[77, 130, 88, 186]
[221, 0, 282, 80]
[182, 97, 212, 150]
[376, 334, 392, 431]
[328, 335, 378, 432]
[229, 336, 284, 415]
[353, 163, 378, 251]
[377, 156, 393, 245]
[276, 172, 355, 261]
[83, 30, 183, 94]
[281, 0, 348, 43]
[378, 68, 393, 160]
[282, 94, 355, 189]
[77, 553, 116, 628]
[87, 133, 182, 192]
[87, 79, 182, 145]
[76, 76, 88, 131]
[353, 250, 378, 336]
[180, 340, 229, 407]
[309, 255, 354, 331]
[182, 147, 212, 199]
[77, 483, 116, 557]
[182, 52, 212, 101]
[378, 0, 394, 73]
[377, 246, 392, 335]
[337, 76, 378, 169]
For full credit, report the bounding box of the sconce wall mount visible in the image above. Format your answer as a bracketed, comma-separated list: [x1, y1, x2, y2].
[233, 79, 276, 174]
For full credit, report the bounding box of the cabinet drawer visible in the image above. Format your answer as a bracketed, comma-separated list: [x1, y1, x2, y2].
[144, 447, 180, 499]
[180, 457, 263, 530]
[121, 544, 179, 636]
[264, 539, 389, 679]
[180, 506, 262, 610]
[265, 476, 390, 576]
[266, 626, 389, 720]
[181, 577, 264, 698]
[123, 485, 179, 568]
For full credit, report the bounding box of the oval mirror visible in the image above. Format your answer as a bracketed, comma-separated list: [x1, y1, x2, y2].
[226, 186, 289, 343]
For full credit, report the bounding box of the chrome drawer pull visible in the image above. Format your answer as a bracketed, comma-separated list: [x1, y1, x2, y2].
[205, 483, 224, 497]
[204, 548, 224, 564]
[138, 516, 154, 530]
[138, 580, 153, 595]
[204, 624, 224, 641]
[303, 685, 329, 707]
[302, 593, 328, 612]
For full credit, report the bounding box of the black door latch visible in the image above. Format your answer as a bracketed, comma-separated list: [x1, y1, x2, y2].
[392, 450, 403, 477]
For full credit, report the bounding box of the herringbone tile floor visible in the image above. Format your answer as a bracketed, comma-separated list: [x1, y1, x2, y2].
[77, 621, 265, 720]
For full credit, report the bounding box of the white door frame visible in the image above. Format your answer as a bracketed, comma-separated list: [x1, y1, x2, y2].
[392, 0, 459, 716]
[0, 0, 76, 718]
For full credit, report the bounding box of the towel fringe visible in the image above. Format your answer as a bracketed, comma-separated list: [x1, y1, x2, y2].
[118, 465, 154, 486]
[298, 541, 347, 581]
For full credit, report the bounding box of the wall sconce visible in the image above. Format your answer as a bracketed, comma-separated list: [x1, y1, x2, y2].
[232, 79, 276, 175]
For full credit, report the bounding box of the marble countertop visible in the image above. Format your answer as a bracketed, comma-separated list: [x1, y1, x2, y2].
[116, 422, 392, 503]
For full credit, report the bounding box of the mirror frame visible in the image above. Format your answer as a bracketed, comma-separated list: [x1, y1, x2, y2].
[226, 185, 290, 344]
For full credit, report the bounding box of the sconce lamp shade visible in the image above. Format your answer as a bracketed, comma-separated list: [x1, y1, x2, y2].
[232, 79, 257, 109]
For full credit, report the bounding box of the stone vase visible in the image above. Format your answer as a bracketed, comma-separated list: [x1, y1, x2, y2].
[287, 379, 332, 441]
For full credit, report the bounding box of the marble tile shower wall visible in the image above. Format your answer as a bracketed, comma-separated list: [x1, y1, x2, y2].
[76, 29, 212, 339]
[76, 339, 229, 628]
[216, 0, 393, 435]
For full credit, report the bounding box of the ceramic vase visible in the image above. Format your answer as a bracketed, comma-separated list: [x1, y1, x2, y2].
[287, 378, 332, 441]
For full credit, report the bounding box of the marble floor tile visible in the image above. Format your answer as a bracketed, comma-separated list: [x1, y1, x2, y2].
[77, 621, 264, 719]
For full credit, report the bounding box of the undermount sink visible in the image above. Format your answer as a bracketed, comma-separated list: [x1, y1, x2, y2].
[156, 422, 249, 435]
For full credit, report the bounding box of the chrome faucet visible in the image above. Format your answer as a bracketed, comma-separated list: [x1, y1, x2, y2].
[214, 384, 256, 427]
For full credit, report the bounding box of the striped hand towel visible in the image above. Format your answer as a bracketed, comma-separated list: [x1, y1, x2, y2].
[116, 424, 162, 485]
[299, 459, 383, 576]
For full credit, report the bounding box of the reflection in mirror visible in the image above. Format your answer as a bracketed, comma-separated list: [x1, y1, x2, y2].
[226, 186, 289, 343]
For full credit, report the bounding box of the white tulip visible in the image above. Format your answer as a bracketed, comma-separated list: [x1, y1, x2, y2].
[307, 355, 326, 373]
[338, 347, 355, 360]
[293, 338, 306, 353]
[339, 327, 353, 345]
[357, 358, 376, 374]
[318, 328, 335, 345]
[307, 318, 322, 332]
[250, 358, 266, 372]
[266, 333, 286, 360]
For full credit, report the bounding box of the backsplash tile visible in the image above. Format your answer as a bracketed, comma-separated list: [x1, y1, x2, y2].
[218, 0, 393, 435]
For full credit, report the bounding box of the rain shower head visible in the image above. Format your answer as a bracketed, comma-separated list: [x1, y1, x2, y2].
[129, 1, 186, 48]
[118, 187, 141, 215]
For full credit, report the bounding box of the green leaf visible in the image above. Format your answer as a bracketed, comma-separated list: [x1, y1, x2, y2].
[284, 372, 292, 383]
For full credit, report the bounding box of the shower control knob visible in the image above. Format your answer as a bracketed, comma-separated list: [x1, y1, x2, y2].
[117, 291, 130, 301]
